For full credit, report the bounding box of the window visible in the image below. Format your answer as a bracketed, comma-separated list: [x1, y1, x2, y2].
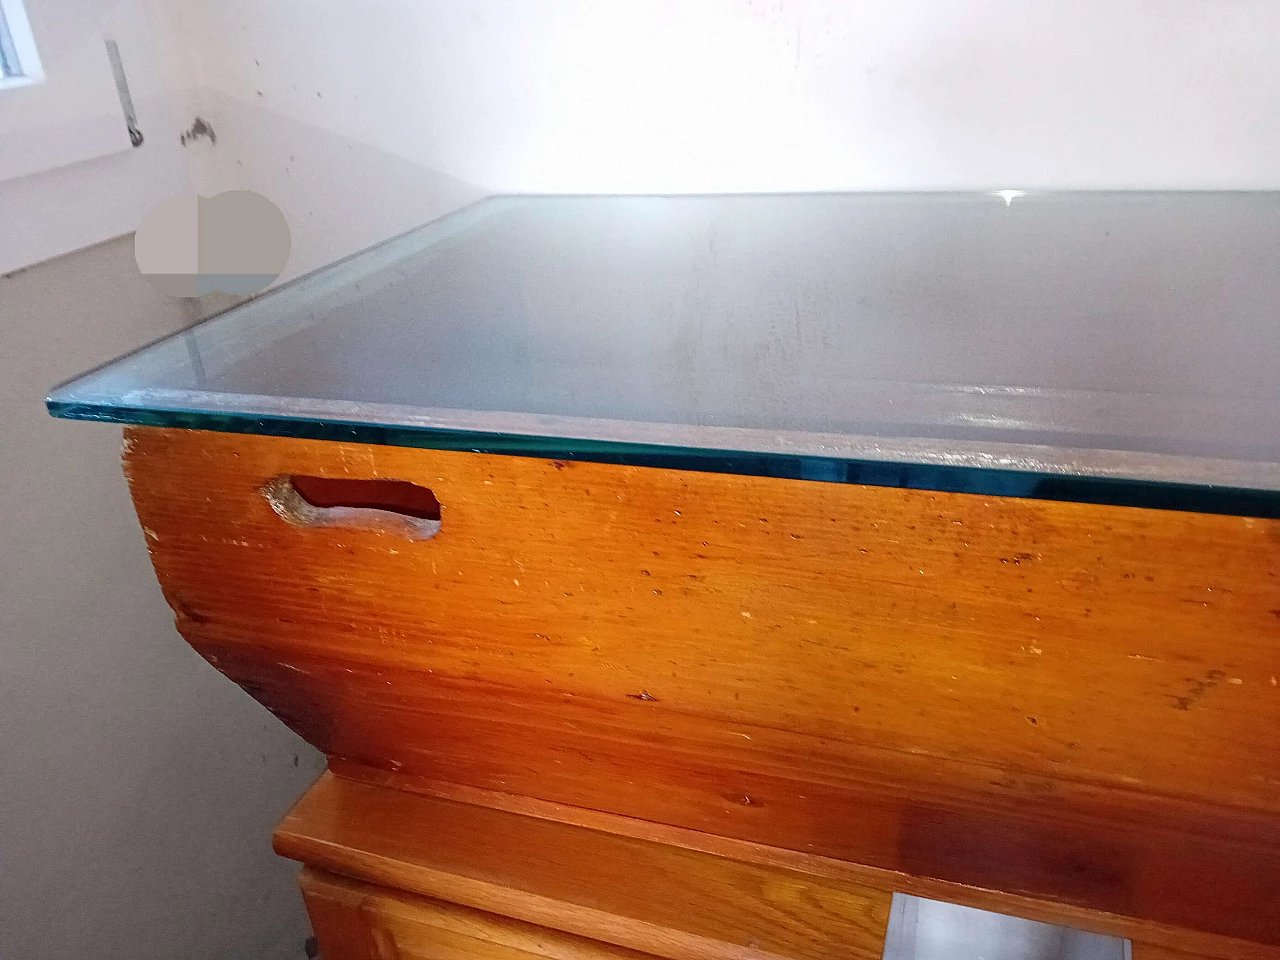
[0, 8, 18, 78]
[0, 0, 43, 89]
[0, 1, 135, 184]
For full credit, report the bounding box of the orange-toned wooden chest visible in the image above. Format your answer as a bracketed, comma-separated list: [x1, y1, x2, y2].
[122, 426, 1280, 960]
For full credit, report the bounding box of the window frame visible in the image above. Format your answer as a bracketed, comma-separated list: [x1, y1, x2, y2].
[0, 0, 44, 90]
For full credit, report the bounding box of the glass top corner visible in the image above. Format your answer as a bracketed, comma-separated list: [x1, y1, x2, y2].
[47, 192, 1280, 516]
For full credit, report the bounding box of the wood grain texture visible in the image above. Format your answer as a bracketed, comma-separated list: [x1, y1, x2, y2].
[281, 774, 893, 960]
[300, 868, 655, 960]
[1129, 946, 1220, 960]
[123, 427, 1280, 945]
[327, 766, 1280, 960]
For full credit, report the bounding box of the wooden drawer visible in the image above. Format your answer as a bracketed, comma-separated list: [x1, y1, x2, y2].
[282, 774, 1270, 960]
[124, 426, 1280, 946]
[300, 869, 656, 960]
[288, 773, 894, 960]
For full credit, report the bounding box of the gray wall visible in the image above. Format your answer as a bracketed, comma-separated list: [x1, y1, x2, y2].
[0, 236, 325, 959]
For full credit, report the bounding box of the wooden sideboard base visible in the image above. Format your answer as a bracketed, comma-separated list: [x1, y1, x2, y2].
[277, 770, 1280, 960]
[279, 770, 893, 960]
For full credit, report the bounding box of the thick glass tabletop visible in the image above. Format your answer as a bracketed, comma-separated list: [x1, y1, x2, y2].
[47, 193, 1280, 515]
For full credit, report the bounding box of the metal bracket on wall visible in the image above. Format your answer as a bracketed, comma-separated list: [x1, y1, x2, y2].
[104, 38, 143, 147]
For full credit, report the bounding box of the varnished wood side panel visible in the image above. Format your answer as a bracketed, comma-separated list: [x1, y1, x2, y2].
[123, 427, 1280, 811]
[226, 623, 1280, 942]
[283, 775, 893, 960]
[300, 868, 655, 960]
[124, 427, 1280, 944]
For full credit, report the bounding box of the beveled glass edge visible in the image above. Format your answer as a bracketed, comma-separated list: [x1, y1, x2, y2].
[46, 394, 1280, 519]
[45, 191, 1280, 517]
[41, 195, 517, 402]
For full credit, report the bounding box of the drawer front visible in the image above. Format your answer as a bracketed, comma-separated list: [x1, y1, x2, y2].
[125, 427, 1280, 944]
[288, 777, 894, 960]
[300, 869, 655, 960]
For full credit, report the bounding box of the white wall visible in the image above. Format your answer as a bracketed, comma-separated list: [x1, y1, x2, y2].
[11, 0, 1280, 278]
[0, 236, 325, 959]
[2, 7, 327, 959]
[0, 0, 199, 275]
[173, 0, 1280, 277]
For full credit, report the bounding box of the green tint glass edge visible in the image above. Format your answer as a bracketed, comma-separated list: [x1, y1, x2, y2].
[45, 192, 1280, 518]
[46, 398, 1280, 519]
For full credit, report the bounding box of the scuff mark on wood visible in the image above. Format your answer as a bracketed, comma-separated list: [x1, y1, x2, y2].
[1169, 670, 1226, 710]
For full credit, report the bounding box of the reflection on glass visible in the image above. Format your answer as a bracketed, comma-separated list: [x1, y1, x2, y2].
[47, 193, 1280, 513]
